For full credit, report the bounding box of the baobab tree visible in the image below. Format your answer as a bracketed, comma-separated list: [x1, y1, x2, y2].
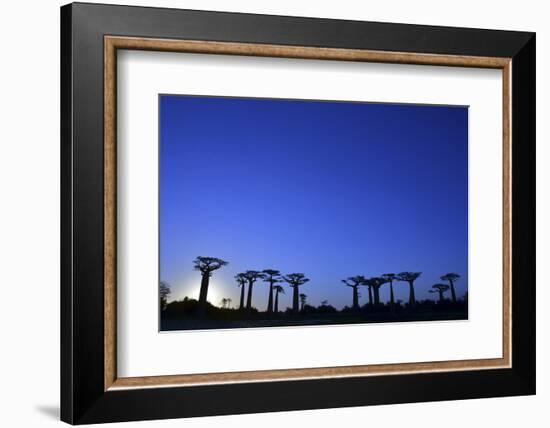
[263, 269, 282, 313]
[397, 272, 422, 308]
[159, 281, 171, 311]
[430, 283, 450, 303]
[273, 285, 285, 313]
[441, 273, 460, 303]
[282, 273, 310, 313]
[242, 270, 265, 311]
[365, 277, 387, 306]
[382, 273, 397, 309]
[299, 293, 307, 312]
[193, 256, 228, 315]
[361, 278, 374, 307]
[342, 276, 366, 311]
[220, 298, 229, 309]
[235, 273, 247, 310]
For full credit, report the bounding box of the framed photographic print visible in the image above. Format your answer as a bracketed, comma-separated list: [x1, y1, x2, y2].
[61, 2, 535, 424]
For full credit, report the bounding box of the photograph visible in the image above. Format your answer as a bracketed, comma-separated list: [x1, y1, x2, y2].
[55, 2, 536, 424]
[159, 94, 469, 331]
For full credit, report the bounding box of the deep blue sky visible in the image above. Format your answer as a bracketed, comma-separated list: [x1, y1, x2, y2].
[160, 95, 468, 310]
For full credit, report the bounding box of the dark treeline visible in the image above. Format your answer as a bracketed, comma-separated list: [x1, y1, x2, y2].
[160, 256, 467, 327]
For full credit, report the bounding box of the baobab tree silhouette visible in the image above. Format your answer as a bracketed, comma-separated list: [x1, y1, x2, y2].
[193, 256, 228, 316]
[365, 277, 387, 306]
[283, 273, 310, 314]
[242, 270, 265, 311]
[263, 269, 282, 313]
[430, 283, 450, 302]
[173, 256, 463, 326]
[397, 272, 422, 308]
[342, 276, 366, 311]
[441, 273, 460, 303]
[235, 273, 247, 310]
[360, 278, 374, 307]
[382, 273, 397, 309]
[273, 285, 285, 313]
[299, 293, 307, 312]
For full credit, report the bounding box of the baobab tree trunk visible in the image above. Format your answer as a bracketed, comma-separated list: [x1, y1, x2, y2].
[408, 281, 416, 307]
[267, 284, 274, 313]
[239, 284, 245, 310]
[449, 280, 457, 303]
[198, 273, 210, 316]
[246, 281, 254, 311]
[292, 286, 299, 313]
[352, 286, 359, 310]
[274, 291, 279, 313]
[373, 287, 380, 306]
[368, 286, 373, 307]
[438, 290, 444, 302]
[389, 282, 395, 307]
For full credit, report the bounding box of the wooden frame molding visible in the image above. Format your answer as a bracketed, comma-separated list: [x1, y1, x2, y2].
[104, 35, 512, 391]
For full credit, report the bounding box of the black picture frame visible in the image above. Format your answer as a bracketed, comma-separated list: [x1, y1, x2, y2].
[61, 2, 535, 424]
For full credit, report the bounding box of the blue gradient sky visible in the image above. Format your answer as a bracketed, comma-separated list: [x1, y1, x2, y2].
[160, 95, 468, 310]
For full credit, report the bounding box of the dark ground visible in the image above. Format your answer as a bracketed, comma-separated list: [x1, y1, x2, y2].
[161, 310, 468, 331]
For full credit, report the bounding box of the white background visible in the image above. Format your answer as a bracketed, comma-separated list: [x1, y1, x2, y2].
[0, 0, 546, 427]
[118, 51, 503, 377]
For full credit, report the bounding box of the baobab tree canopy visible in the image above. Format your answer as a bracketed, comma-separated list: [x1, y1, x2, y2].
[342, 276, 366, 287]
[397, 272, 422, 282]
[382, 273, 397, 282]
[193, 257, 228, 276]
[263, 269, 281, 280]
[364, 277, 387, 287]
[273, 285, 285, 294]
[441, 273, 460, 282]
[283, 273, 310, 287]
[242, 270, 265, 282]
[234, 273, 247, 285]
[431, 283, 450, 292]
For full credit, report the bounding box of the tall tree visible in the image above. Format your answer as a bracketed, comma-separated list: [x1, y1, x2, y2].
[235, 273, 247, 310]
[299, 293, 307, 312]
[440, 273, 460, 303]
[397, 272, 422, 308]
[193, 256, 228, 315]
[273, 285, 285, 313]
[262, 269, 282, 313]
[159, 281, 171, 311]
[242, 270, 265, 311]
[382, 273, 397, 309]
[361, 278, 374, 307]
[282, 273, 310, 313]
[363, 277, 387, 306]
[342, 276, 366, 311]
[430, 283, 450, 303]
